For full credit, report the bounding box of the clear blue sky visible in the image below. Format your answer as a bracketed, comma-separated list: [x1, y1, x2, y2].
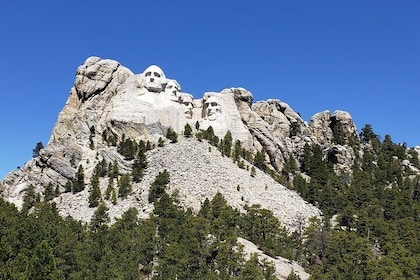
[1, 1, 419, 178]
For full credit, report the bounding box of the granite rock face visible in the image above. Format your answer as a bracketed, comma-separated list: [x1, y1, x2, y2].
[1, 56, 362, 227]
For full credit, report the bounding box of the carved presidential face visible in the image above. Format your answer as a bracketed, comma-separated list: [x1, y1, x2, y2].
[180, 93, 194, 119]
[203, 94, 221, 121]
[165, 79, 181, 102]
[143, 65, 166, 92]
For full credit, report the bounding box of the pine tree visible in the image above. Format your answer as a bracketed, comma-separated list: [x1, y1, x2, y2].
[253, 150, 266, 171]
[43, 183, 55, 201]
[166, 127, 178, 143]
[132, 148, 147, 183]
[110, 161, 119, 179]
[72, 165, 85, 193]
[105, 178, 114, 200]
[26, 240, 63, 280]
[88, 174, 101, 207]
[22, 184, 36, 213]
[222, 130, 233, 157]
[148, 170, 170, 203]
[111, 189, 117, 205]
[158, 137, 164, 147]
[90, 202, 109, 233]
[183, 123, 192, 137]
[32, 142, 44, 158]
[118, 173, 132, 199]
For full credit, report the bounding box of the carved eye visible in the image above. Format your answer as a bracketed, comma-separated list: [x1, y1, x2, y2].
[145, 72, 151, 77]
[154, 72, 161, 78]
[211, 102, 218, 106]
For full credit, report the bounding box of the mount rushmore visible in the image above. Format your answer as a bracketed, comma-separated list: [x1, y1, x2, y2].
[1, 56, 362, 228]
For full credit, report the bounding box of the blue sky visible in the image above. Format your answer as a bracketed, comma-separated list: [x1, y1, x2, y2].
[0, 1, 419, 178]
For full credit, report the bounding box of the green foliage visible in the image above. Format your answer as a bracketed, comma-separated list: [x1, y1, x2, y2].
[148, 169, 170, 203]
[166, 127, 178, 143]
[311, 231, 373, 280]
[283, 156, 298, 176]
[158, 136, 164, 147]
[93, 158, 108, 177]
[109, 160, 119, 179]
[111, 189, 117, 205]
[289, 122, 301, 137]
[22, 184, 37, 213]
[88, 174, 101, 207]
[131, 147, 147, 183]
[232, 139, 242, 162]
[221, 130, 233, 157]
[202, 126, 219, 146]
[32, 141, 44, 158]
[117, 173, 132, 198]
[43, 183, 56, 202]
[241, 204, 295, 258]
[105, 177, 114, 200]
[72, 165, 85, 193]
[117, 137, 137, 160]
[408, 148, 420, 168]
[360, 124, 379, 144]
[90, 202, 109, 233]
[250, 166, 256, 177]
[253, 150, 266, 171]
[27, 240, 63, 280]
[287, 269, 301, 280]
[183, 123, 192, 137]
[330, 118, 346, 145]
[238, 253, 264, 280]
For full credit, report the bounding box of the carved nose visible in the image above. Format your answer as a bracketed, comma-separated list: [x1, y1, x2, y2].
[150, 78, 154, 82]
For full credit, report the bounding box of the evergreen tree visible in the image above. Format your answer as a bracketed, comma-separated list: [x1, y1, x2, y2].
[232, 139, 242, 162]
[105, 177, 114, 200]
[287, 269, 301, 280]
[283, 156, 298, 176]
[132, 148, 147, 183]
[27, 240, 63, 280]
[72, 165, 85, 193]
[43, 183, 55, 202]
[183, 123, 192, 137]
[93, 158, 108, 177]
[289, 122, 301, 137]
[32, 142, 44, 158]
[117, 138, 137, 160]
[158, 137, 164, 147]
[110, 160, 119, 179]
[118, 173, 132, 199]
[253, 150, 266, 171]
[250, 166, 256, 177]
[90, 202, 109, 233]
[111, 189, 117, 205]
[331, 119, 346, 145]
[360, 124, 378, 144]
[88, 174, 101, 207]
[238, 253, 263, 280]
[22, 184, 37, 213]
[64, 180, 72, 193]
[148, 170, 170, 203]
[166, 127, 178, 143]
[221, 130, 233, 157]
